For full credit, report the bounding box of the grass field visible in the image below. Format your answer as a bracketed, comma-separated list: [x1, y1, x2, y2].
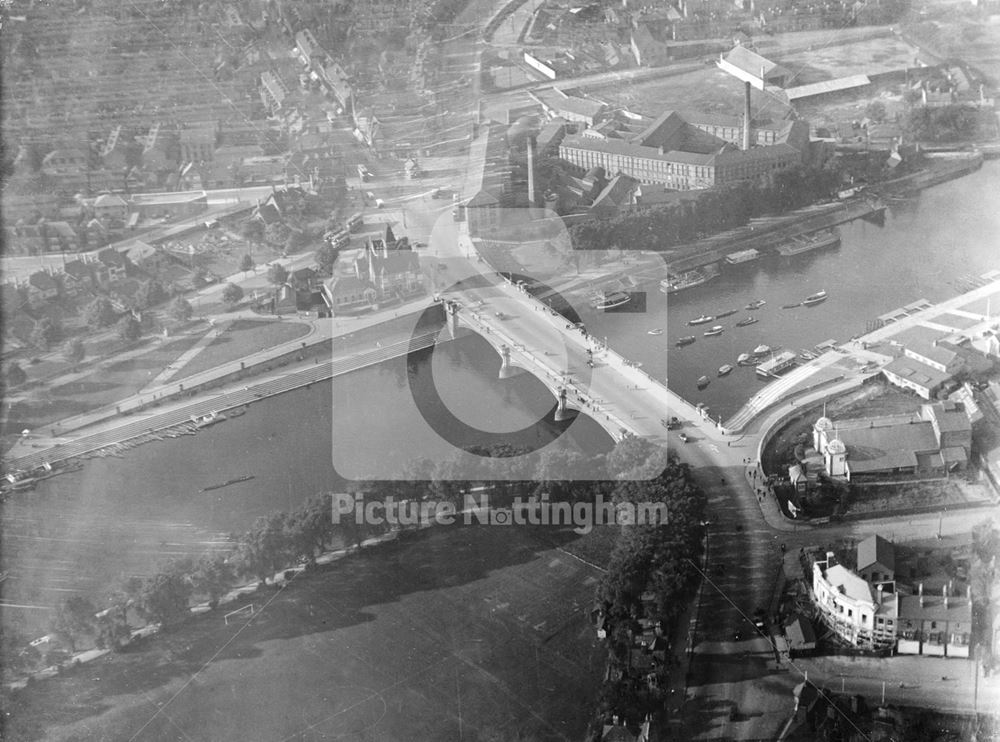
[6, 526, 607, 742]
[171, 319, 312, 382]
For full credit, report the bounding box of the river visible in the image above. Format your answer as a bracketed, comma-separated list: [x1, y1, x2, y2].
[580, 160, 1000, 421]
[3, 161, 1000, 633]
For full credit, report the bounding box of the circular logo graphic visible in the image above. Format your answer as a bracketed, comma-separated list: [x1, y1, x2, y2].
[406, 275, 593, 458]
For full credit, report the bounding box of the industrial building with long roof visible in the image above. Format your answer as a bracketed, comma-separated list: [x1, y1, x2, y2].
[557, 107, 810, 191]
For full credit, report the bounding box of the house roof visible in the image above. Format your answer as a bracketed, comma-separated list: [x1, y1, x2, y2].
[923, 402, 971, 434]
[722, 45, 789, 80]
[882, 356, 951, 391]
[836, 418, 939, 470]
[533, 88, 606, 120]
[325, 275, 368, 297]
[822, 564, 873, 605]
[907, 341, 959, 368]
[591, 174, 638, 214]
[784, 615, 816, 648]
[126, 242, 158, 263]
[889, 324, 950, 348]
[467, 189, 501, 207]
[857, 534, 895, 573]
[94, 193, 128, 208]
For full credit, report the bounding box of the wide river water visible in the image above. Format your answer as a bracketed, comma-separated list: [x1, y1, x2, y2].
[3, 160, 1000, 632]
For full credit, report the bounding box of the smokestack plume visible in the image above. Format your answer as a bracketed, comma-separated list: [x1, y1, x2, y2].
[743, 82, 752, 151]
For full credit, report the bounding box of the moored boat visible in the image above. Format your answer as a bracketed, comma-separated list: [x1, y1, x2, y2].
[782, 302, 801, 309]
[745, 299, 766, 310]
[802, 289, 828, 306]
[592, 290, 631, 310]
[688, 314, 714, 325]
[735, 316, 758, 327]
[753, 344, 771, 356]
[715, 309, 738, 318]
[737, 353, 753, 366]
[725, 248, 760, 265]
[703, 325, 724, 337]
[775, 228, 841, 257]
[660, 265, 719, 294]
[675, 336, 697, 347]
[647, 328, 663, 335]
[192, 411, 225, 428]
[697, 375, 711, 389]
[718, 364, 733, 377]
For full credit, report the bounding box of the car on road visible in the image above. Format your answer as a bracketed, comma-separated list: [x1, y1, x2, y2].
[678, 432, 690, 443]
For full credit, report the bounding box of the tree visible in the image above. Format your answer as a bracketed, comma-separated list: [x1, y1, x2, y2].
[29, 317, 62, 350]
[138, 563, 193, 627]
[50, 596, 98, 653]
[267, 262, 288, 286]
[315, 244, 339, 274]
[235, 513, 291, 586]
[84, 296, 118, 329]
[241, 218, 264, 249]
[865, 100, 887, 124]
[116, 313, 142, 342]
[6, 362, 27, 387]
[168, 296, 193, 322]
[134, 280, 167, 310]
[285, 495, 338, 563]
[264, 221, 290, 247]
[191, 553, 236, 607]
[239, 253, 255, 273]
[63, 337, 85, 366]
[221, 282, 244, 306]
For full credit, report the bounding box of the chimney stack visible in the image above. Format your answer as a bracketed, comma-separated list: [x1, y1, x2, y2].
[743, 82, 752, 151]
[876, 584, 883, 605]
[825, 551, 835, 565]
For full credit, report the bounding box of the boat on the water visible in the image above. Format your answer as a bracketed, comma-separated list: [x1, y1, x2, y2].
[782, 303, 801, 309]
[660, 265, 719, 294]
[725, 248, 760, 265]
[193, 411, 225, 428]
[736, 316, 758, 327]
[718, 364, 733, 377]
[697, 375, 711, 389]
[753, 344, 771, 356]
[647, 328, 663, 335]
[775, 228, 841, 257]
[675, 336, 697, 347]
[745, 299, 766, 310]
[715, 309, 738, 319]
[802, 289, 828, 306]
[201, 475, 255, 493]
[592, 290, 631, 310]
[688, 315, 715, 325]
[737, 353, 753, 366]
[703, 325, 724, 337]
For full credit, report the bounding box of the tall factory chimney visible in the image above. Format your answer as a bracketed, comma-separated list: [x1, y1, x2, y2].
[743, 81, 752, 151]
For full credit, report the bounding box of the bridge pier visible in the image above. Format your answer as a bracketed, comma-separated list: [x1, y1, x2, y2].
[445, 300, 461, 340]
[554, 386, 580, 422]
[498, 345, 526, 379]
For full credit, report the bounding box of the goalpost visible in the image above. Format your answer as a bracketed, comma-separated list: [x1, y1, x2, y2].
[224, 604, 254, 625]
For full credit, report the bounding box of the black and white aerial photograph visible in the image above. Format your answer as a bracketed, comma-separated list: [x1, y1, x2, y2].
[1, 0, 999, 738]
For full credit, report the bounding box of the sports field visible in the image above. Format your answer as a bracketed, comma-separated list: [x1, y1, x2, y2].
[6, 525, 608, 741]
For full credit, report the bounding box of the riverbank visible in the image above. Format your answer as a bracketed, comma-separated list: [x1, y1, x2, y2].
[3, 306, 448, 477]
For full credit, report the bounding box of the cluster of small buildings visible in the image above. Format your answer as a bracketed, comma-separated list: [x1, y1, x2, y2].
[809, 535, 973, 657]
[880, 324, 989, 400]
